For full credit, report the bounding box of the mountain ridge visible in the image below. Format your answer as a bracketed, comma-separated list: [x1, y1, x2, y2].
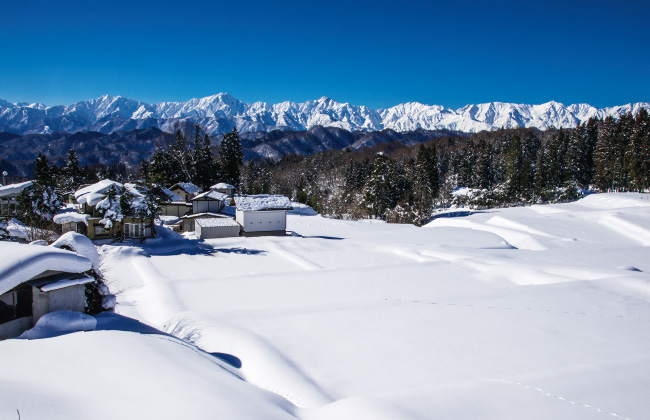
[1, 93, 648, 136]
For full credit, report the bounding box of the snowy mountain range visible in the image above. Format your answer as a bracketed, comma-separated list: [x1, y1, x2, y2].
[1, 93, 648, 136]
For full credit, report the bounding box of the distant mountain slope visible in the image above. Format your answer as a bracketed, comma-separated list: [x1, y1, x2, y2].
[1, 94, 647, 136]
[0, 126, 463, 177]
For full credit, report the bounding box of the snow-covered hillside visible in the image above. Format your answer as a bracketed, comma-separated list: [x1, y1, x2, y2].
[1, 93, 648, 135]
[3, 193, 649, 419]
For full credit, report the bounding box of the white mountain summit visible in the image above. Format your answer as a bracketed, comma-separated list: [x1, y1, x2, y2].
[0, 93, 647, 136]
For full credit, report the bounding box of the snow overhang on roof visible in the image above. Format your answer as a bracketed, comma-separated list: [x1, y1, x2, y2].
[192, 190, 229, 201]
[75, 179, 122, 207]
[0, 180, 33, 198]
[0, 242, 92, 295]
[180, 212, 225, 220]
[26, 272, 95, 292]
[211, 182, 235, 190]
[53, 207, 91, 226]
[234, 195, 293, 211]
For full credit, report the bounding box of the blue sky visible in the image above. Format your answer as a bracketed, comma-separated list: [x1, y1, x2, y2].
[1, 0, 648, 109]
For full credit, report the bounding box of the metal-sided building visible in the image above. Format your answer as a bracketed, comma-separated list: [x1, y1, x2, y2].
[195, 217, 241, 239]
[234, 195, 293, 237]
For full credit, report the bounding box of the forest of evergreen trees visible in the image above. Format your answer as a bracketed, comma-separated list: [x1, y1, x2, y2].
[237, 109, 650, 226]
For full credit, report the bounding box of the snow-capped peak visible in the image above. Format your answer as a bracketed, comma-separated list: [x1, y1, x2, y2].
[0, 94, 648, 136]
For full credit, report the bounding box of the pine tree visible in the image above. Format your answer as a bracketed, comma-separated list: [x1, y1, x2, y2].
[504, 135, 530, 201]
[60, 149, 86, 192]
[614, 112, 634, 190]
[219, 127, 244, 188]
[594, 116, 618, 191]
[135, 181, 163, 239]
[533, 146, 548, 201]
[473, 140, 493, 190]
[193, 127, 220, 190]
[363, 152, 392, 218]
[169, 129, 194, 183]
[564, 124, 588, 187]
[18, 153, 63, 224]
[147, 150, 172, 185]
[625, 108, 650, 191]
[546, 129, 568, 187]
[584, 117, 600, 186]
[118, 185, 135, 219]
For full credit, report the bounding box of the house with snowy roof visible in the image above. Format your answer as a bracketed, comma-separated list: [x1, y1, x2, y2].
[210, 182, 236, 198]
[0, 180, 33, 217]
[159, 187, 192, 219]
[0, 234, 98, 339]
[55, 179, 154, 241]
[169, 182, 202, 202]
[234, 195, 292, 237]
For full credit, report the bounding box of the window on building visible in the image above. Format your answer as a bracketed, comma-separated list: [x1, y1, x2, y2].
[0, 288, 32, 325]
[94, 225, 108, 235]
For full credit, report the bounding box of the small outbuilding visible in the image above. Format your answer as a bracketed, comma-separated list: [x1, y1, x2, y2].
[169, 182, 202, 202]
[234, 195, 293, 237]
[195, 217, 241, 239]
[210, 182, 236, 198]
[191, 190, 229, 214]
[0, 240, 95, 340]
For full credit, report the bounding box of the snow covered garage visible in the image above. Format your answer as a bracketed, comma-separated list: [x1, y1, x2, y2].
[195, 217, 241, 239]
[0, 240, 95, 340]
[234, 195, 293, 237]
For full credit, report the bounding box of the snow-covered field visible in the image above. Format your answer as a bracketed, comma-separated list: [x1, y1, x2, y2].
[3, 193, 650, 419]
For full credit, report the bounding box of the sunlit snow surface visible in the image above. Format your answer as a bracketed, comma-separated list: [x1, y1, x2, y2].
[3, 193, 650, 419]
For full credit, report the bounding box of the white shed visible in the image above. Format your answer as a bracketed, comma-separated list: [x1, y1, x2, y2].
[191, 190, 229, 214]
[195, 217, 241, 239]
[234, 195, 293, 237]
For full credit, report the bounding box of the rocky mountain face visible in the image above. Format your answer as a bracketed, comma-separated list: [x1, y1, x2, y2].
[1, 93, 647, 136]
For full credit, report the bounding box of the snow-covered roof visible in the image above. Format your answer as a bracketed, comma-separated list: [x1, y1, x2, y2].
[0, 180, 33, 198]
[0, 241, 92, 295]
[50, 232, 100, 270]
[180, 212, 224, 220]
[211, 182, 235, 190]
[75, 180, 122, 206]
[196, 217, 241, 228]
[234, 195, 293, 211]
[171, 182, 202, 195]
[53, 207, 91, 226]
[192, 190, 230, 201]
[161, 187, 183, 202]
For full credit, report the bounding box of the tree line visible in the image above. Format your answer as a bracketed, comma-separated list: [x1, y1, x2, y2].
[238, 108, 650, 225]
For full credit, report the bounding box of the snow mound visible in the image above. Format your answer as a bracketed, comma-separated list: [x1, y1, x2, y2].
[577, 192, 650, 209]
[50, 232, 100, 270]
[18, 310, 96, 339]
[289, 202, 318, 216]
